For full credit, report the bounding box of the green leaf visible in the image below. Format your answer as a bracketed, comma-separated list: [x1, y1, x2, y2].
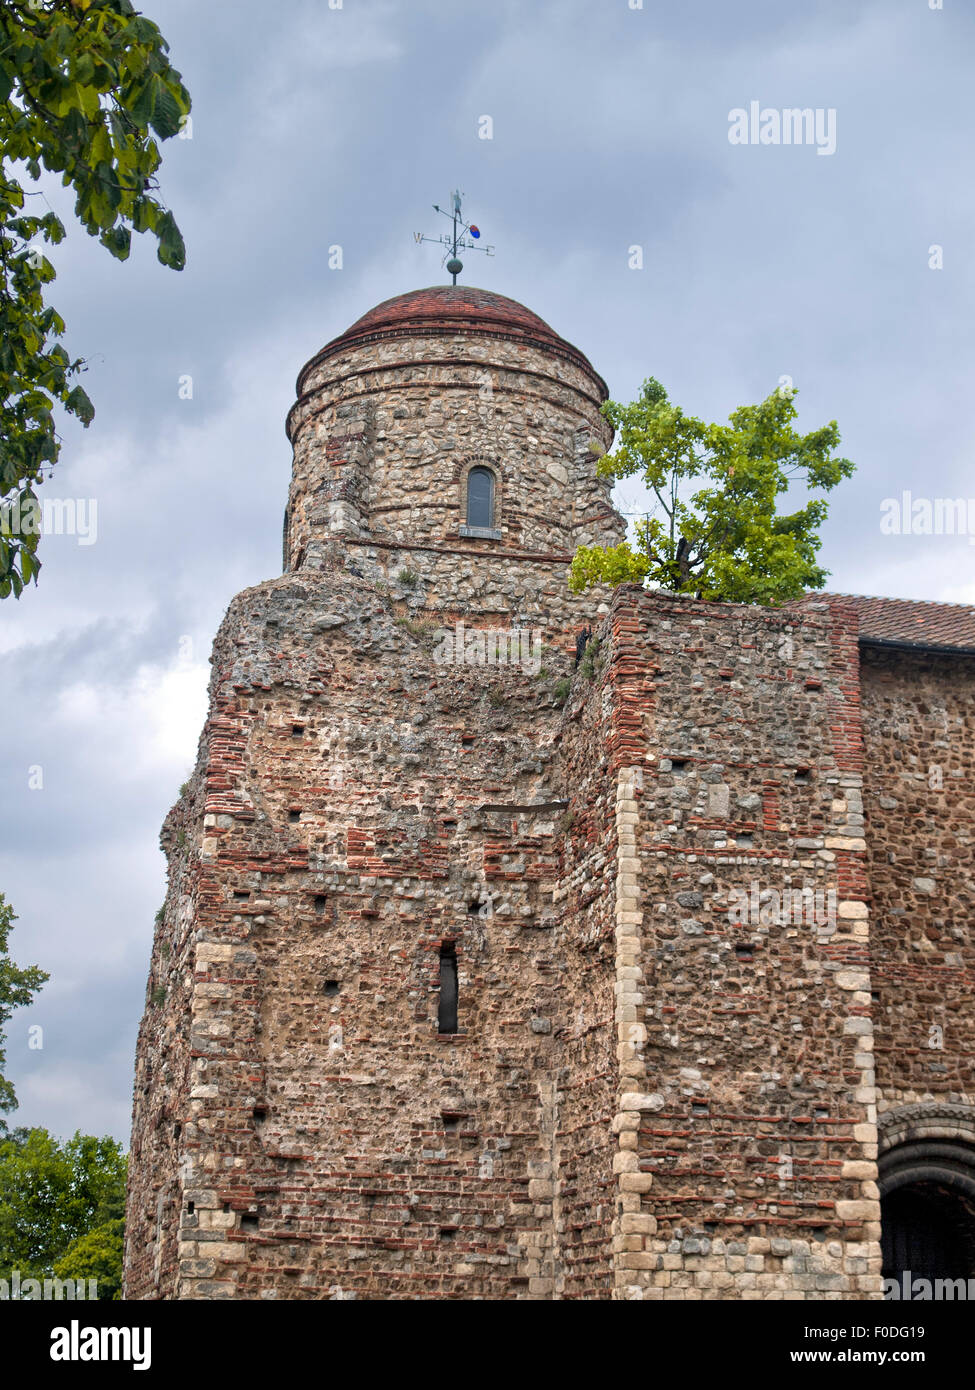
[155, 209, 185, 269]
[64, 385, 95, 426]
[149, 81, 183, 139]
[19, 547, 38, 585]
[128, 72, 185, 140]
[100, 224, 131, 260]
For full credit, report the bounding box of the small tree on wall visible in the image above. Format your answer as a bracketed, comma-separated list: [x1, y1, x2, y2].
[569, 378, 855, 605]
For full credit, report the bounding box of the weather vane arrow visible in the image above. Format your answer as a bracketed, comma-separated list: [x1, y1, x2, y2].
[414, 190, 495, 284]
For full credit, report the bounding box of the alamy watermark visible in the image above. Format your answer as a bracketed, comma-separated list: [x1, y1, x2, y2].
[433, 621, 542, 676]
[885, 1271, 975, 1300]
[728, 102, 836, 156]
[728, 879, 837, 933]
[880, 491, 975, 543]
[1, 1270, 99, 1300]
[0, 496, 98, 545]
[49, 1319, 151, 1370]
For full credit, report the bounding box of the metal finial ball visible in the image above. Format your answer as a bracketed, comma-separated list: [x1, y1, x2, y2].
[446, 258, 463, 276]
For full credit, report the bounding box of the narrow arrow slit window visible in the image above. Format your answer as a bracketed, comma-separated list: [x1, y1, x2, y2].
[438, 943, 458, 1034]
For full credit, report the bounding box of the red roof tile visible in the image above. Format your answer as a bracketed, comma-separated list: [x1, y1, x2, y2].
[298, 286, 606, 395]
[821, 593, 975, 651]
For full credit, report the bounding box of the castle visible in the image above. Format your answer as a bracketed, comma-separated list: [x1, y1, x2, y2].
[124, 285, 975, 1300]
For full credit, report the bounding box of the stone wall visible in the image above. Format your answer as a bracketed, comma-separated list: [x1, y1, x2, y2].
[576, 589, 883, 1299]
[125, 566, 614, 1299]
[127, 573, 975, 1300]
[860, 646, 975, 1122]
[553, 633, 625, 1297]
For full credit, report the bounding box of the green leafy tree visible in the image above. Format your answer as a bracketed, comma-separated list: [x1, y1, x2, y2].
[0, 0, 191, 597]
[0, 1127, 126, 1292]
[570, 378, 855, 605]
[53, 1216, 124, 1299]
[0, 892, 47, 1113]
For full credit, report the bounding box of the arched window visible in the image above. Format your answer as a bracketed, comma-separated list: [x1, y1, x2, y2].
[466, 467, 495, 530]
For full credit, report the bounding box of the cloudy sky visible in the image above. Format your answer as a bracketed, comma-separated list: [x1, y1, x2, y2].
[3, 0, 972, 1144]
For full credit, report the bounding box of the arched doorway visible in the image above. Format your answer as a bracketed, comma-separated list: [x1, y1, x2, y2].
[880, 1141, 975, 1285]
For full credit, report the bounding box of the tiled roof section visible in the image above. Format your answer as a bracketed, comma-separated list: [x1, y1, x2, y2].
[299, 285, 606, 394]
[823, 593, 975, 651]
[342, 286, 561, 344]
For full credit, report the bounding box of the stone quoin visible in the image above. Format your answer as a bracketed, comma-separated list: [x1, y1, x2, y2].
[124, 286, 975, 1300]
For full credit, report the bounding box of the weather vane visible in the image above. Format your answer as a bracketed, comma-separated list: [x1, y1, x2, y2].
[414, 190, 495, 284]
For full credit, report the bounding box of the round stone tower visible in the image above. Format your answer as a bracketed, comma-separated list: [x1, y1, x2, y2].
[283, 285, 624, 622]
[124, 284, 628, 1304]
